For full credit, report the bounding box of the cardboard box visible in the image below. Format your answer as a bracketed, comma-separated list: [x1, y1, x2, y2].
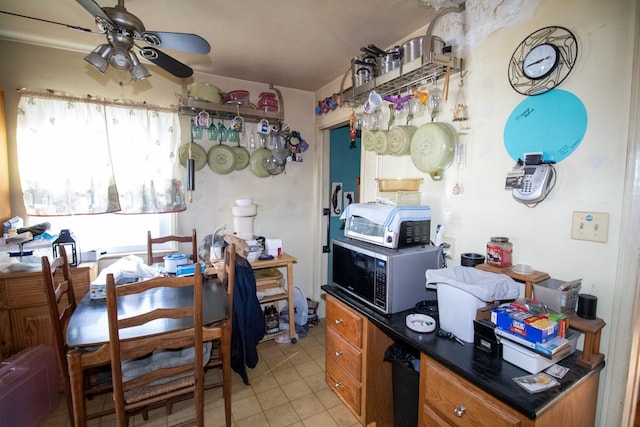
[491, 306, 558, 343]
[476, 303, 499, 322]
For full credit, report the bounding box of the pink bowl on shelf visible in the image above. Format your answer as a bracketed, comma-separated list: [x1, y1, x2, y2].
[223, 90, 250, 104]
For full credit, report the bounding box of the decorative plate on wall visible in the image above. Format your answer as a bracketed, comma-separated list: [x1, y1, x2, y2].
[503, 89, 587, 163]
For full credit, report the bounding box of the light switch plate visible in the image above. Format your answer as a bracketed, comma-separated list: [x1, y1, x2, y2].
[571, 211, 609, 243]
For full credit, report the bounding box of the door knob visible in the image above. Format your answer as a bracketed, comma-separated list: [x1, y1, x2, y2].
[453, 405, 466, 417]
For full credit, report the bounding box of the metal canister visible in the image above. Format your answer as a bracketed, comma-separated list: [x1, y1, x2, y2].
[486, 237, 512, 267]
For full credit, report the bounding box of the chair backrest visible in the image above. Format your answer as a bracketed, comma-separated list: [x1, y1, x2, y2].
[147, 228, 197, 265]
[106, 265, 207, 426]
[223, 243, 236, 319]
[41, 246, 76, 423]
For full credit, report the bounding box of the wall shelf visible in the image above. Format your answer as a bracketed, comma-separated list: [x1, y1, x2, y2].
[340, 52, 463, 108]
[178, 85, 285, 124]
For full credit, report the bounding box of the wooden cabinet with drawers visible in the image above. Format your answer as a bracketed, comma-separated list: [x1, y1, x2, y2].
[0, 262, 97, 359]
[325, 294, 394, 426]
[419, 354, 600, 427]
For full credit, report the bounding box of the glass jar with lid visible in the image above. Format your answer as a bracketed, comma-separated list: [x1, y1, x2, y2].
[486, 237, 512, 267]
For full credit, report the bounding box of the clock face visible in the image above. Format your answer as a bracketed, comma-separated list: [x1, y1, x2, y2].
[522, 43, 558, 79]
[508, 26, 578, 96]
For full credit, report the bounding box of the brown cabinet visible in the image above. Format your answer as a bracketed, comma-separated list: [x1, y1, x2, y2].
[325, 294, 394, 426]
[419, 354, 600, 427]
[0, 262, 98, 359]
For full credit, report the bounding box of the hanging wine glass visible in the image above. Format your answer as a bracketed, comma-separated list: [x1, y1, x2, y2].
[218, 120, 228, 142]
[191, 120, 203, 140]
[208, 121, 218, 141]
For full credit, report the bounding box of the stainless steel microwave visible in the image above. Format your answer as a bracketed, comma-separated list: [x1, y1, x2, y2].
[331, 238, 444, 315]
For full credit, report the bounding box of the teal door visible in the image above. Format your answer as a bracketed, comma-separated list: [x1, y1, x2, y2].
[327, 125, 361, 281]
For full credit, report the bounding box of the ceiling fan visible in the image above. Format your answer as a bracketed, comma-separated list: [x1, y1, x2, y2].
[2, 0, 211, 82]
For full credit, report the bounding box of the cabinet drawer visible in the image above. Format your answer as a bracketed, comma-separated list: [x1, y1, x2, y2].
[422, 402, 455, 426]
[326, 326, 362, 382]
[423, 357, 522, 427]
[326, 356, 361, 416]
[326, 295, 363, 348]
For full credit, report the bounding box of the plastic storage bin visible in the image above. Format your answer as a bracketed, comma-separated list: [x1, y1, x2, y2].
[501, 329, 579, 373]
[533, 278, 581, 314]
[0, 345, 59, 427]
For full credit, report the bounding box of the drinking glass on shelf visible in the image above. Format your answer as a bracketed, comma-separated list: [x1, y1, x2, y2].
[208, 122, 218, 141]
[218, 120, 228, 142]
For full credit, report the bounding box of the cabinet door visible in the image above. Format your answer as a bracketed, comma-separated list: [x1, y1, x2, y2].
[10, 306, 54, 351]
[0, 308, 11, 358]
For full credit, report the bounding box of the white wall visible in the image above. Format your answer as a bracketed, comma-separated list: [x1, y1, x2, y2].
[314, 0, 637, 424]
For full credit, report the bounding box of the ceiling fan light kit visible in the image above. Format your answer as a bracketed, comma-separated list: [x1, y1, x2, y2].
[2, 0, 211, 83]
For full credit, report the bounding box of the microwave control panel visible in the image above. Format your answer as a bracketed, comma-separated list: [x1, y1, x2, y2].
[374, 259, 387, 311]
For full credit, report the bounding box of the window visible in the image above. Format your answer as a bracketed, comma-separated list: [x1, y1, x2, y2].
[36, 212, 175, 255]
[16, 90, 185, 255]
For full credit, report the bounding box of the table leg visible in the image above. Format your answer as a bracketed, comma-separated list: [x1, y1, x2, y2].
[67, 348, 86, 427]
[286, 262, 296, 342]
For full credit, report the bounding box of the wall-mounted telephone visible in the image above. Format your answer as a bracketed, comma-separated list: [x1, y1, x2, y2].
[513, 164, 554, 204]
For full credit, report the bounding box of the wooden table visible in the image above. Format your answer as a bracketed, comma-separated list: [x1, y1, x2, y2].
[475, 263, 550, 298]
[66, 279, 230, 426]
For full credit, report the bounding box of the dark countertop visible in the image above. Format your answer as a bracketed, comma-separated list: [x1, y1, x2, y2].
[322, 284, 604, 420]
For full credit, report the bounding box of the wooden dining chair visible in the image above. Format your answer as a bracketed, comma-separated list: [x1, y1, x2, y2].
[147, 228, 197, 265]
[106, 263, 226, 426]
[41, 246, 113, 426]
[203, 243, 235, 427]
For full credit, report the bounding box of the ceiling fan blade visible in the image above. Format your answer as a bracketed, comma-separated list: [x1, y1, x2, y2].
[141, 31, 211, 54]
[76, 0, 114, 26]
[139, 47, 193, 78]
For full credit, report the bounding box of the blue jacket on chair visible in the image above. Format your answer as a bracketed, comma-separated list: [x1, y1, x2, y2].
[231, 255, 265, 384]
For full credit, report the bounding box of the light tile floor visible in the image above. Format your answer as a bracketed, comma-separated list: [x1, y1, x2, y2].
[40, 319, 361, 426]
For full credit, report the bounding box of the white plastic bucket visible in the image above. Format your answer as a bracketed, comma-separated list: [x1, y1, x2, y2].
[164, 253, 189, 273]
[436, 283, 486, 343]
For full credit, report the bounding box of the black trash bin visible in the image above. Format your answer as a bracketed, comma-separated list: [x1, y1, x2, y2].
[384, 343, 420, 427]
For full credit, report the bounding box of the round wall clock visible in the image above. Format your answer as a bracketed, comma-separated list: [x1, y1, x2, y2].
[508, 26, 578, 96]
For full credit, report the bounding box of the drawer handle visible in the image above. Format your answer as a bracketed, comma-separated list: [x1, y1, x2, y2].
[335, 351, 343, 357]
[335, 381, 343, 387]
[454, 405, 466, 417]
[335, 318, 343, 324]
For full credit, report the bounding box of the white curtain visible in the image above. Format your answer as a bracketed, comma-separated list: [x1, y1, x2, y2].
[16, 91, 185, 215]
